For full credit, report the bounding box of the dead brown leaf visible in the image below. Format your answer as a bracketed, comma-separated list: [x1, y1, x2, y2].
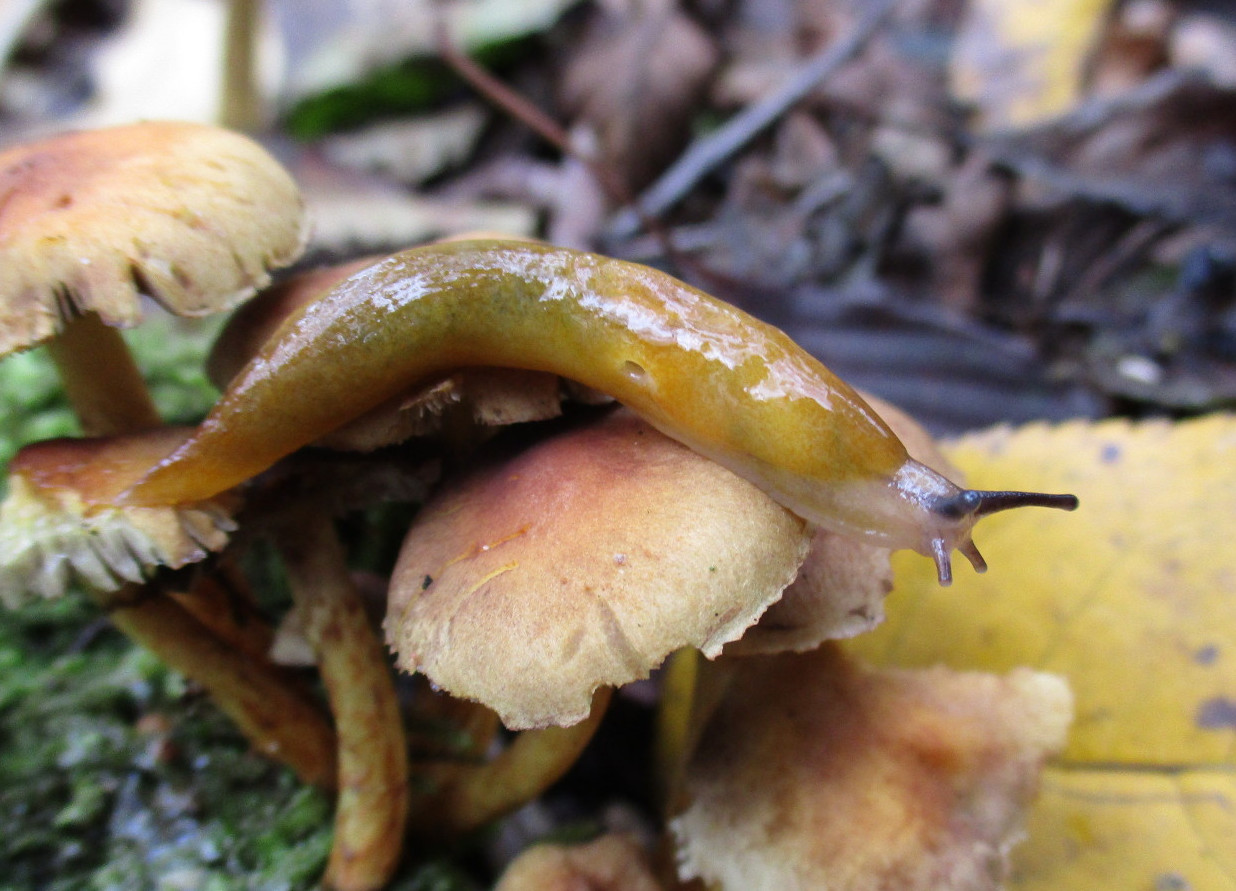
[558, 0, 718, 192]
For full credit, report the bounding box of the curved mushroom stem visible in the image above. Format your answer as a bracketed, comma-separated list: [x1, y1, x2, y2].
[654, 648, 738, 816]
[45, 313, 161, 436]
[277, 513, 409, 891]
[410, 687, 613, 836]
[928, 489, 1079, 586]
[107, 583, 338, 786]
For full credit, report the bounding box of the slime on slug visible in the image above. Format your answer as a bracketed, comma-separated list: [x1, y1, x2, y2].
[122, 239, 1077, 584]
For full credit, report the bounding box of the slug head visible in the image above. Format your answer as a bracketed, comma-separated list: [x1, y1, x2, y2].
[901, 468, 1079, 585]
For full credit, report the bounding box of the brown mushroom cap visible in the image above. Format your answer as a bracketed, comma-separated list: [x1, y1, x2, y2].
[495, 834, 663, 891]
[0, 430, 237, 604]
[0, 121, 307, 355]
[385, 409, 811, 730]
[727, 528, 893, 655]
[672, 645, 1072, 890]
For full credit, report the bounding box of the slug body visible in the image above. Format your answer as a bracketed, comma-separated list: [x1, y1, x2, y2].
[125, 240, 1075, 582]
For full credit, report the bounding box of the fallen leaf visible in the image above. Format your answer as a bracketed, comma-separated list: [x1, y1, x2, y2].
[559, 0, 717, 191]
[847, 415, 1236, 889]
[950, 0, 1116, 131]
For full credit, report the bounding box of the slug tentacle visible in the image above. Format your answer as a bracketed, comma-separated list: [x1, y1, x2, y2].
[926, 489, 1080, 585]
[112, 239, 1075, 584]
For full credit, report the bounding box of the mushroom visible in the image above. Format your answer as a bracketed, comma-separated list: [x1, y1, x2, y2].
[494, 833, 663, 891]
[0, 119, 337, 780]
[385, 408, 812, 730]
[0, 120, 306, 435]
[0, 428, 234, 602]
[671, 644, 1073, 890]
[0, 430, 337, 786]
[382, 407, 809, 832]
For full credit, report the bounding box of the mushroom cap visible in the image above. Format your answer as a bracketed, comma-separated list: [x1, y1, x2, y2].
[672, 645, 1073, 890]
[726, 527, 893, 655]
[0, 121, 307, 356]
[0, 430, 237, 605]
[495, 834, 663, 891]
[385, 409, 811, 730]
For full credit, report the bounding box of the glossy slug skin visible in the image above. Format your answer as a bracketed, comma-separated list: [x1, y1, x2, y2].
[123, 240, 1073, 578]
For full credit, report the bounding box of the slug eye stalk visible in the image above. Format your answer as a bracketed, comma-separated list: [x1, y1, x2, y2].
[929, 490, 1080, 585]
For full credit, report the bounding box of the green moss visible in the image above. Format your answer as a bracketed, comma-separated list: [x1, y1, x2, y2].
[0, 292, 487, 891]
[282, 37, 539, 140]
[0, 311, 224, 498]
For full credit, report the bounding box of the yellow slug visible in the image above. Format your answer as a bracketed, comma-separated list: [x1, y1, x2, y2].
[123, 239, 1076, 583]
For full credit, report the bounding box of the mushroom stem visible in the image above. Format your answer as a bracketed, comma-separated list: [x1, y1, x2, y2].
[168, 561, 276, 663]
[44, 313, 160, 436]
[410, 687, 613, 836]
[219, 0, 264, 131]
[107, 583, 338, 786]
[654, 649, 737, 815]
[40, 314, 342, 782]
[654, 647, 700, 809]
[278, 514, 409, 891]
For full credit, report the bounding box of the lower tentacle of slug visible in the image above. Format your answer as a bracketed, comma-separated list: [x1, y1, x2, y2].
[115, 239, 1077, 585]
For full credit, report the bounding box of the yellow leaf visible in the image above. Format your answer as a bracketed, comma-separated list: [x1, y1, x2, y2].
[1015, 769, 1236, 890]
[847, 415, 1236, 889]
[950, 0, 1115, 131]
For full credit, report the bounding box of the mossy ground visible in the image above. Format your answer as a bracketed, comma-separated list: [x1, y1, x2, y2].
[0, 314, 483, 890]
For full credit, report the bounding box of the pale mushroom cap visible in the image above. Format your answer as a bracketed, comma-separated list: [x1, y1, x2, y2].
[495, 834, 663, 891]
[672, 645, 1073, 890]
[727, 527, 892, 655]
[0, 430, 237, 605]
[0, 121, 308, 355]
[385, 409, 811, 730]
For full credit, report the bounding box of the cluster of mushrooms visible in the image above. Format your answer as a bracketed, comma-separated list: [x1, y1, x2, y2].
[0, 121, 1072, 890]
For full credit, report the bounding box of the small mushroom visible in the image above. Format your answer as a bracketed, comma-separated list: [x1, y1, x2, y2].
[0, 121, 329, 777]
[495, 833, 663, 891]
[0, 429, 235, 603]
[671, 644, 1073, 890]
[385, 408, 812, 730]
[0, 430, 338, 786]
[0, 120, 307, 435]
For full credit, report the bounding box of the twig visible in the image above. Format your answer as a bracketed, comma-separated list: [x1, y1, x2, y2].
[435, 29, 574, 159]
[605, 0, 900, 241]
[433, 20, 720, 279]
[434, 21, 636, 212]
